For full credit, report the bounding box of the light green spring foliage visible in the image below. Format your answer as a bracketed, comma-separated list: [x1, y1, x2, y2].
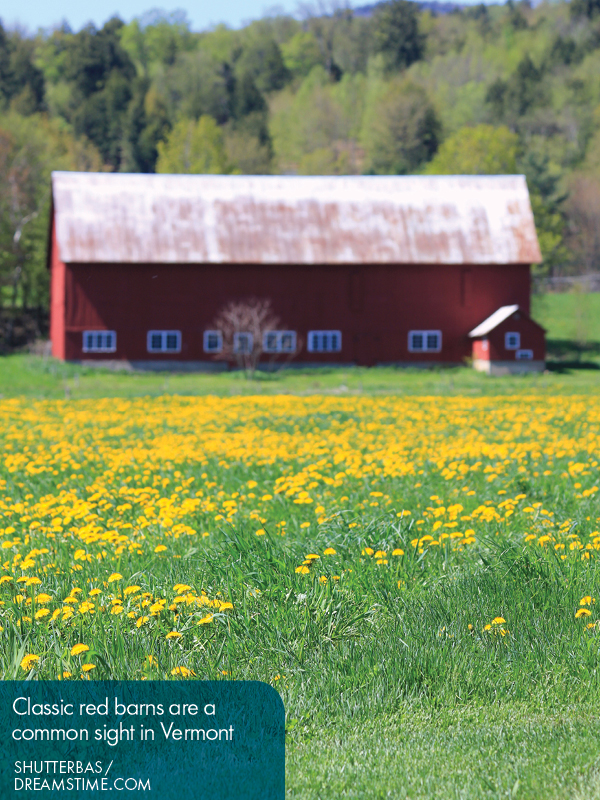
[156, 116, 234, 174]
[424, 124, 518, 175]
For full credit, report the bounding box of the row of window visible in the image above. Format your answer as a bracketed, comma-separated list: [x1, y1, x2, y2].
[82, 329, 533, 358]
[82, 330, 344, 354]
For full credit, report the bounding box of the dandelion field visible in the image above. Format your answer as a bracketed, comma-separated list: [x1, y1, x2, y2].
[1, 392, 600, 798]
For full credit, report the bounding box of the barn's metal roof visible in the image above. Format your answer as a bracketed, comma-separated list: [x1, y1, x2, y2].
[51, 173, 541, 265]
[469, 305, 519, 337]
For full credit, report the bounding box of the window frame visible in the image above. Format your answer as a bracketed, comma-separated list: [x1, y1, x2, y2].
[307, 330, 342, 353]
[408, 330, 442, 353]
[505, 331, 521, 350]
[146, 330, 182, 354]
[233, 332, 254, 355]
[262, 330, 297, 354]
[203, 330, 223, 354]
[82, 330, 117, 353]
[515, 348, 533, 360]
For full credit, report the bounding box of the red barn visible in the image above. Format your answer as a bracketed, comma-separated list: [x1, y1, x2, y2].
[48, 173, 542, 369]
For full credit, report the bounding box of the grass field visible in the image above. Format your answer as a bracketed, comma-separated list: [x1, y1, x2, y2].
[0, 391, 599, 798]
[532, 291, 600, 343]
[1, 351, 600, 400]
[0, 292, 599, 797]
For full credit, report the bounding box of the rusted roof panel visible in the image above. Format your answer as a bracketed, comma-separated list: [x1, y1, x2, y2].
[51, 172, 542, 265]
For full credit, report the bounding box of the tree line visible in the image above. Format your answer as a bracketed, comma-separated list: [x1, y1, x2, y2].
[2, 0, 600, 312]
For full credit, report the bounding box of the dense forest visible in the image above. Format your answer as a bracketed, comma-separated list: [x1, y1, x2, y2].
[1, 0, 600, 312]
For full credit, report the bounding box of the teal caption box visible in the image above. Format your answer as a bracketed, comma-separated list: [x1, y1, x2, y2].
[0, 681, 284, 799]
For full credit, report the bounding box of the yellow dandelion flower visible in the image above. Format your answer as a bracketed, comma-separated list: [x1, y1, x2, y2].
[81, 664, 96, 672]
[107, 573, 123, 583]
[166, 631, 182, 639]
[136, 616, 150, 627]
[197, 614, 213, 625]
[323, 548, 336, 555]
[70, 643, 89, 656]
[20, 654, 39, 671]
[295, 566, 310, 574]
[171, 666, 195, 677]
[575, 608, 592, 618]
[154, 545, 167, 553]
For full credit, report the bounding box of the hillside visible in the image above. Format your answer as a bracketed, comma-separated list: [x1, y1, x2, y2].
[1, 1, 600, 311]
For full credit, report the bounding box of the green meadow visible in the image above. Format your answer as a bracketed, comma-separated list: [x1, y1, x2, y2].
[0, 294, 598, 798]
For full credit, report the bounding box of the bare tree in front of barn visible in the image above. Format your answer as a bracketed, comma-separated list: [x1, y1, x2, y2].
[211, 299, 300, 378]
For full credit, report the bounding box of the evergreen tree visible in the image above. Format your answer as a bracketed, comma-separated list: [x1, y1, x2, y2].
[374, 1, 425, 71]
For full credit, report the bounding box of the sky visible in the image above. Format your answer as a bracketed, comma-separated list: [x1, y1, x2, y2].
[0, 1, 303, 33]
[1, 0, 494, 34]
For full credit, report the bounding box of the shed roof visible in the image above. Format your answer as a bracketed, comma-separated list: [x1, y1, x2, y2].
[469, 305, 520, 337]
[51, 172, 541, 266]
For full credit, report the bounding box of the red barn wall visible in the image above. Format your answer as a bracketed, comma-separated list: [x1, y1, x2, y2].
[56, 260, 532, 365]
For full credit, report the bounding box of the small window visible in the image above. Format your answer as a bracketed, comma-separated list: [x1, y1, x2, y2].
[203, 330, 223, 354]
[516, 349, 533, 360]
[233, 332, 253, 354]
[307, 331, 342, 353]
[505, 332, 520, 350]
[408, 330, 442, 353]
[82, 330, 116, 353]
[263, 330, 297, 353]
[147, 330, 181, 353]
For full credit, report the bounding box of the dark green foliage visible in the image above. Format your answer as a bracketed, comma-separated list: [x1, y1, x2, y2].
[233, 71, 267, 119]
[164, 51, 233, 125]
[548, 35, 582, 67]
[486, 55, 545, 122]
[0, 25, 45, 113]
[231, 71, 271, 150]
[374, 0, 425, 70]
[506, 0, 529, 30]
[571, 0, 600, 18]
[63, 18, 136, 168]
[64, 18, 135, 98]
[121, 79, 170, 173]
[237, 37, 290, 93]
